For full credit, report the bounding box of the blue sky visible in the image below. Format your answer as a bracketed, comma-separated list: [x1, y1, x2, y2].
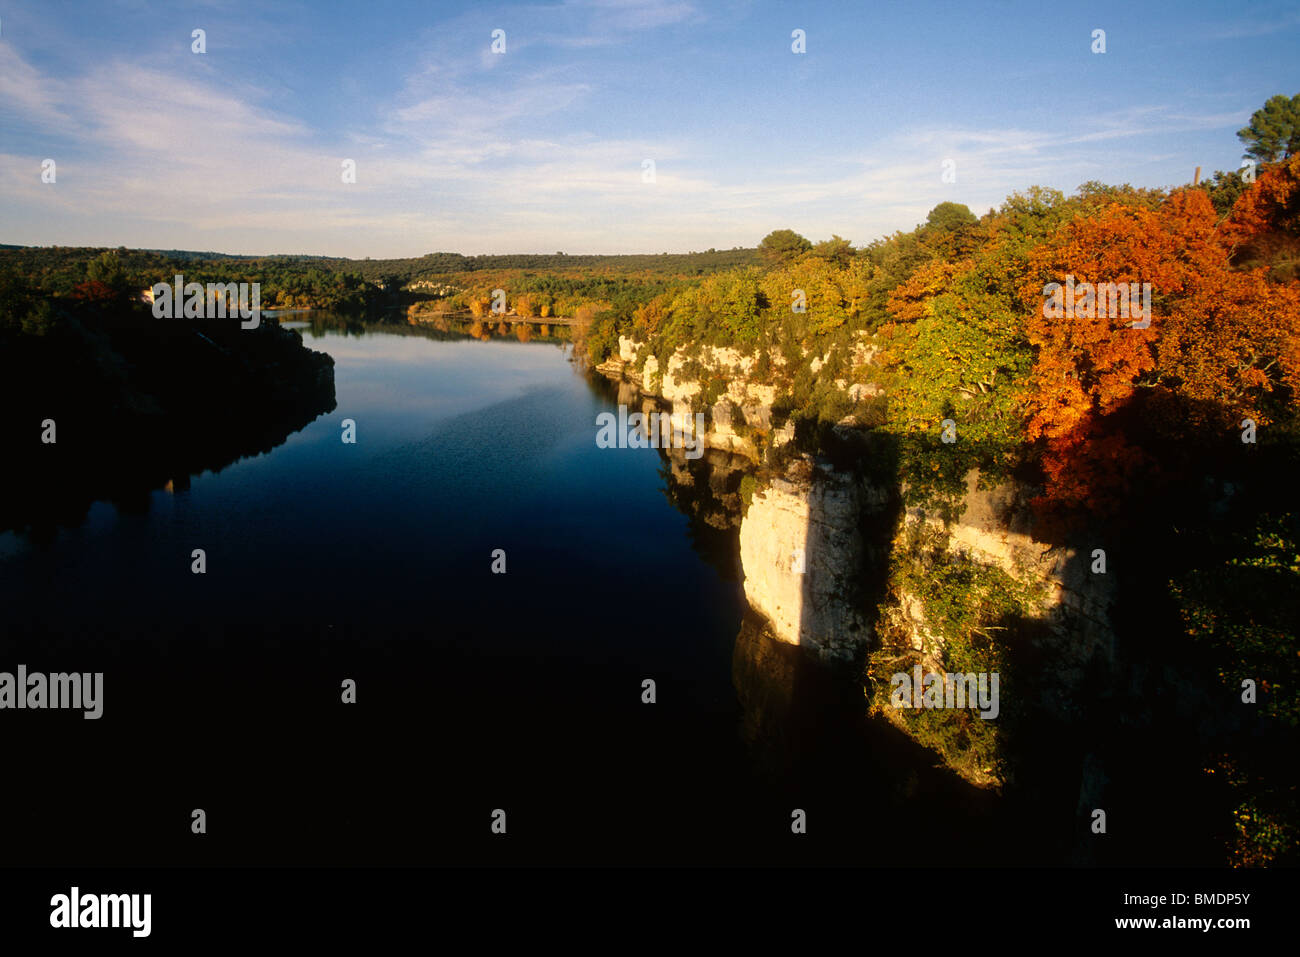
[1, 0, 1297, 257]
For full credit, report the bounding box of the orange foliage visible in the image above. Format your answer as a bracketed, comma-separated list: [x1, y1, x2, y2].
[1157, 187, 1300, 429]
[1222, 154, 1300, 253]
[632, 295, 670, 335]
[1023, 183, 1300, 515]
[1037, 418, 1151, 518]
[886, 259, 962, 322]
[1158, 262, 1300, 429]
[1021, 201, 1181, 443]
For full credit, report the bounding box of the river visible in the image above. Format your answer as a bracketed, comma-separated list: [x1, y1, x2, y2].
[0, 315, 1012, 865]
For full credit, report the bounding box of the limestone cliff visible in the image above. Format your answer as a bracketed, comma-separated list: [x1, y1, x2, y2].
[736, 457, 875, 665]
[598, 337, 874, 662]
[599, 334, 1116, 702]
[891, 471, 1116, 701]
[597, 336, 800, 460]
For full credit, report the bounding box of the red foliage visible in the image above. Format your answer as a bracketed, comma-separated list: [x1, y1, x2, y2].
[1022, 180, 1300, 517]
[71, 280, 118, 302]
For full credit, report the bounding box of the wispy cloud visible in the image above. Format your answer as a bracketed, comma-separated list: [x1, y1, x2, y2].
[0, 0, 1286, 256]
[0, 44, 73, 127]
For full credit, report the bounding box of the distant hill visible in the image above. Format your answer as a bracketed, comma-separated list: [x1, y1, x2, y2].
[0, 245, 761, 285]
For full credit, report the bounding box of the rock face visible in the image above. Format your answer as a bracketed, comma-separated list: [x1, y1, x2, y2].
[602, 339, 873, 662]
[738, 458, 873, 665]
[735, 459, 1117, 709]
[606, 337, 791, 461]
[953, 477, 1113, 666]
[599, 335, 1115, 699]
[888, 469, 1117, 720]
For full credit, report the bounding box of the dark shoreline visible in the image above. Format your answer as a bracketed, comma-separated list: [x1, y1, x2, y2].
[0, 302, 336, 537]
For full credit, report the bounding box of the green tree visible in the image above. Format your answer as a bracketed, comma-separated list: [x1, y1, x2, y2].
[811, 234, 856, 268]
[1237, 93, 1300, 163]
[921, 202, 980, 259]
[1196, 169, 1253, 218]
[758, 229, 812, 265]
[924, 201, 977, 232]
[86, 250, 127, 291]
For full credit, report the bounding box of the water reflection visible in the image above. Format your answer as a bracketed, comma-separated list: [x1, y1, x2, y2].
[1, 316, 336, 538]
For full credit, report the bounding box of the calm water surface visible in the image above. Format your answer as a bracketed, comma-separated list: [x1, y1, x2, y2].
[1, 320, 1005, 865]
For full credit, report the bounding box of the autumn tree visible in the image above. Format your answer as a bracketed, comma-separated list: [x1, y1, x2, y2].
[631, 293, 671, 337]
[1021, 201, 1179, 446]
[880, 187, 1081, 479]
[1222, 153, 1300, 280]
[1019, 198, 1186, 513]
[1021, 182, 1300, 514]
[71, 280, 120, 304]
[1156, 180, 1300, 429]
[1196, 168, 1254, 218]
[760, 256, 870, 336]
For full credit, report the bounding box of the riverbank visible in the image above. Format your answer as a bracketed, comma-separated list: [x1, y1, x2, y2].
[0, 296, 336, 536]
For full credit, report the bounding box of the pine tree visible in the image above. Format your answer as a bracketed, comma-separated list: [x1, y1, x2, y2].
[1237, 93, 1300, 163]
